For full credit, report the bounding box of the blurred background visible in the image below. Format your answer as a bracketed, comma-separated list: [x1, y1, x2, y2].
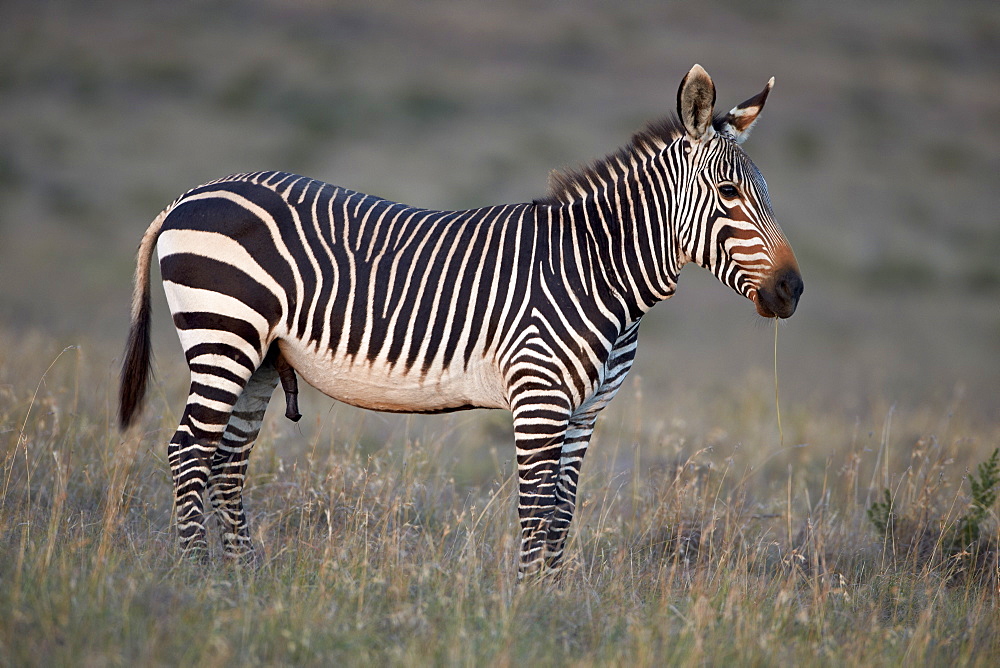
[1, 0, 997, 448]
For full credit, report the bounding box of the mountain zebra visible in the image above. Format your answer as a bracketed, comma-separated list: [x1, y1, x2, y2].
[119, 65, 802, 577]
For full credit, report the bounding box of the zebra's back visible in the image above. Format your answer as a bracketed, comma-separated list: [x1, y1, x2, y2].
[157, 171, 538, 413]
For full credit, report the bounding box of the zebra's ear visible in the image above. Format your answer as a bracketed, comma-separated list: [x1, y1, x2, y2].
[677, 64, 717, 141]
[718, 77, 774, 144]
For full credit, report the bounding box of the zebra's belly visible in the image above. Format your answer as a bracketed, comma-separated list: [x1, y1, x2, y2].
[279, 342, 510, 413]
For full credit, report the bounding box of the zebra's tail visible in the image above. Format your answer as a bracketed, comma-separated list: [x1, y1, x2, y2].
[118, 207, 169, 430]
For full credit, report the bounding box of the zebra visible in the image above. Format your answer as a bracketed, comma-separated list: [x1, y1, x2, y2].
[119, 65, 802, 577]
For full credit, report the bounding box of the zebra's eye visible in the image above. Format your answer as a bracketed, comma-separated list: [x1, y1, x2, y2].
[718, 184, 739, 199]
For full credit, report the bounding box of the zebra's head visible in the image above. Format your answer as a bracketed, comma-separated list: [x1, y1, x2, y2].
[672, 64, 802, 319]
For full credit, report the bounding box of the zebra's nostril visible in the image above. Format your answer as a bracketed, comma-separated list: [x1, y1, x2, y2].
[777, 278, 792, 299]
[775, 270, 803, 302]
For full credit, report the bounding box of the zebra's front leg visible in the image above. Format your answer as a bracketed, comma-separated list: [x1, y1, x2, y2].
[541, 323, 639, 570]
[512, 398, 571, 579]
[208, 360, 280, 561]
[544, 415, 597, 571]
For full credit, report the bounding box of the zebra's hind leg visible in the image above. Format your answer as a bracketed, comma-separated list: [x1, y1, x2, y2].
[168, 340, 268, 560]
[543, 415, 596, 571]
[168, 401, 236, 560]
[208, 359, 279, 561]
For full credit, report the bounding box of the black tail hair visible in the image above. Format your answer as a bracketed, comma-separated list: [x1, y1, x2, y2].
[118, 286, 152, 430]
[118, 208, 167, 431]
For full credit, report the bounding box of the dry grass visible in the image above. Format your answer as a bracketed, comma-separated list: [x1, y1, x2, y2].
[2, 2, 998, 664]
[2, 327, 997, 666]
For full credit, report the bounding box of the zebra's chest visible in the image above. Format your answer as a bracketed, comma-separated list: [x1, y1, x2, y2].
[279, 342, 509, 413]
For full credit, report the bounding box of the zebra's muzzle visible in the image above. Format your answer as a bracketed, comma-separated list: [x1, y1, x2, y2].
[755, 266, 803, 319]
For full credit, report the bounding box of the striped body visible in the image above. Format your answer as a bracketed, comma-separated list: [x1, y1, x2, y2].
[162, 173, 640, 412]
[120, 66, 802, 576]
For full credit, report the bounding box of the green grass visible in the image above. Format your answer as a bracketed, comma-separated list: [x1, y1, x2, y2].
[2, 327, 998, 666]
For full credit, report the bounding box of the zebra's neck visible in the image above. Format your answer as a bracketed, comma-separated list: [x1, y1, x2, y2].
[535, 157, 682, 321]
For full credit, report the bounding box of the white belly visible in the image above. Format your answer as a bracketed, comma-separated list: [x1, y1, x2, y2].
[279, 341, 509, 413]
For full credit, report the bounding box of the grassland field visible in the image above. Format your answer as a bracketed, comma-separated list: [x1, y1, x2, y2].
[1, 1, 999, 665]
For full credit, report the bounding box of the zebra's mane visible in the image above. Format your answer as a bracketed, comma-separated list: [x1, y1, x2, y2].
[535, 115, 687, 206]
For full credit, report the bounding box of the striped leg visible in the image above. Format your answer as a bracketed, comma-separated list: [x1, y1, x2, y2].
[544, 324, 639, 570]
[208, 360, 279, 560]
[544, 415, 596, 570]
[168, 405, 230, 558]
[512, 389, 571, 579]
[168, 347, 265, 559]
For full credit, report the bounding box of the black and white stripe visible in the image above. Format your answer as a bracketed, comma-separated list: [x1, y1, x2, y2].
[119, 65, 802, 576]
